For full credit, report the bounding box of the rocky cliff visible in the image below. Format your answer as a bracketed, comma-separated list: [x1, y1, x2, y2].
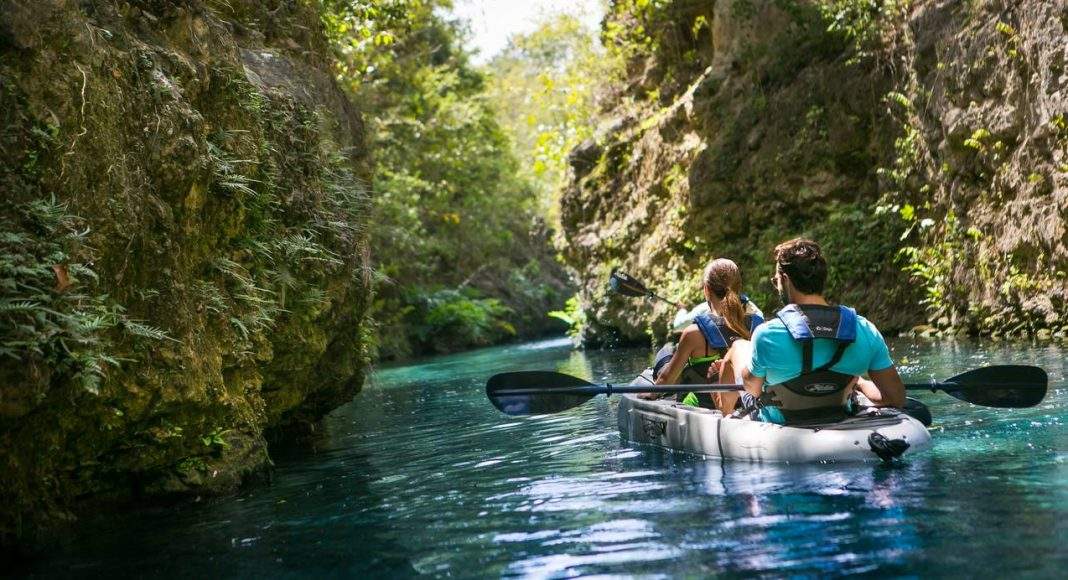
[1, 0, 372, 548]
[560, 0, 1066, 344]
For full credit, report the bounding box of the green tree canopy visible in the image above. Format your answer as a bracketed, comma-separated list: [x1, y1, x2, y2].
[322, 0, 570, 359]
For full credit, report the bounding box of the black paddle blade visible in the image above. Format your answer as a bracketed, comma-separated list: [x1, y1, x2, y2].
[486, 371, 595, 416]
[609, 270, 649, 298]
[943, 365, 1048, 408]
[902, 397, 933, 427]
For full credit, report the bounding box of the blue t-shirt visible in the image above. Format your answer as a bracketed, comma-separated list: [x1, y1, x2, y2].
[747, 311, 894, 386]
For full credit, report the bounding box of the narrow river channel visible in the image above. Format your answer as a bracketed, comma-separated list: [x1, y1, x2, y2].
[29, 337, 1068, 577]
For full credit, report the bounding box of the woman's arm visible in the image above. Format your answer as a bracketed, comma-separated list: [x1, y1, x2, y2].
[655, 326, 704, 384]
[638, 327, 703, 400]
[712, 339, 752, 414]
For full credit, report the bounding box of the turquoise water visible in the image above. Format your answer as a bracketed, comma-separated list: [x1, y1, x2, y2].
[28, 338, 1068, 577]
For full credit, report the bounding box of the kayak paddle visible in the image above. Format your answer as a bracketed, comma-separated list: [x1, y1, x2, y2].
[486, 365, 1048, 416]
[609, 270, 681, 308]
[912, 365, 1047, 408]
[486, 370, 744, 416]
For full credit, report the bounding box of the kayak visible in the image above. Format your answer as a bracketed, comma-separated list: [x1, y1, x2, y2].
[617, 369, 932, 463]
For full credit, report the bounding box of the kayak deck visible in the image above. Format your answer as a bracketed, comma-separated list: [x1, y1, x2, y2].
[617, 387, 932, 463]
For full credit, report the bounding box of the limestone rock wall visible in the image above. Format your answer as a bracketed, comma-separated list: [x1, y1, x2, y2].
[559, 0, 1066, 344]
[0, 0, 372, 546]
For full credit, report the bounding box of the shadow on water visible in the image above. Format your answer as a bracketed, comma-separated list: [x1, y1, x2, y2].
[30, 444, 416, 577]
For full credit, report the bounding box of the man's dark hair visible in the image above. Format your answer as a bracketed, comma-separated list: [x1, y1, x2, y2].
[773, 238, 827, 295]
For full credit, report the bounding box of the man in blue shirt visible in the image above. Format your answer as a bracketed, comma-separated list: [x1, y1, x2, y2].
[720, 238, 905, 423]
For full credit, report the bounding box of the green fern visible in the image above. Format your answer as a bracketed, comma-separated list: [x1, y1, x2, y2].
[122, 319, 178, 343]
[207, 140, 260, 198]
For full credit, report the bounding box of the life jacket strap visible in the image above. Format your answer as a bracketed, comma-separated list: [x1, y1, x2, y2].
[819, 340, 851, 371]
[694, 313, 729, 349]
[695, 312, 761, 352]
[776, 304, 857, 374]
[802, 340, 852, 374]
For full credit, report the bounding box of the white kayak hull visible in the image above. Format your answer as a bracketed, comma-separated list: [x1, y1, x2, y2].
[617, 373, 932, 463]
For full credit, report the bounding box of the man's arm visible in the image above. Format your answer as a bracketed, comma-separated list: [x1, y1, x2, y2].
[858, 367, 906, 407]
[739, 326, 767, 397]
[856, 318, 904, 407]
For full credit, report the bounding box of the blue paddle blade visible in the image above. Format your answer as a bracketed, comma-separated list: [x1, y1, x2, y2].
[486, 371, 595, 416]
[943, 365, 1048, 408]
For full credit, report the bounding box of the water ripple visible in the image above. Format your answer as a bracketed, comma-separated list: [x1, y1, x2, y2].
[26, 338, 1068, 578]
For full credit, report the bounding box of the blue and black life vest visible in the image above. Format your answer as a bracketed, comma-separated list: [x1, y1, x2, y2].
[652, 311, 763, 378]
[651, 308, 763, 409]
[760, 304, 858, 423]
[693, 311, 763, 354]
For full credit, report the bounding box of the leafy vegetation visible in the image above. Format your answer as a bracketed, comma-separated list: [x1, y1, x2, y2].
[549, 0, 1061, 343]
[0, 197, 172, 395]
[321, 0, 570, 359]
[486, 13, 619, 223]
[415, 289, 515, 348]
[1, 0, 379, 545]
[547, 295, 587, 341]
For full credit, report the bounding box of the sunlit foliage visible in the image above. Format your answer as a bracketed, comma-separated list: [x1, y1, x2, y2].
[486, 13, 620, 223]
[321, 0, 567, 359]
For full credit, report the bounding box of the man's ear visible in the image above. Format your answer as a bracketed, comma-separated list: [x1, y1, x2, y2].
[780, 273, 795, 300]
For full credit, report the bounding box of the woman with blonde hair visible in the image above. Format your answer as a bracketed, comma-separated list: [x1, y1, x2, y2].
[642, 258, 764, 414]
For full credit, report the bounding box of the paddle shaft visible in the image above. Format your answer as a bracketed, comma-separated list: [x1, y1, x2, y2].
[491, 383, 746, 396]
[494, 380, 1033, 397]
[642, 291, 678, 307]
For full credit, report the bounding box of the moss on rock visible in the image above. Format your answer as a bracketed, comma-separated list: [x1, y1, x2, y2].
[559, 0, 1066, 343]
[0, 0, 372, 548]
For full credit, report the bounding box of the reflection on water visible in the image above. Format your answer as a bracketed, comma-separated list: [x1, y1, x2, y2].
[28, 337, 1068, 577]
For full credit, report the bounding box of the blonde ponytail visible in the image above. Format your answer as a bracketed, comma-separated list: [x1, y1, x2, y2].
[719, 287, 751, 339]
[703, 258, 751, 340]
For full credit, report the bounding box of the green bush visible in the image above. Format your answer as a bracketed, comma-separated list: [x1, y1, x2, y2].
[548, 295, 586, 340]
[416, 289, 515, 351]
